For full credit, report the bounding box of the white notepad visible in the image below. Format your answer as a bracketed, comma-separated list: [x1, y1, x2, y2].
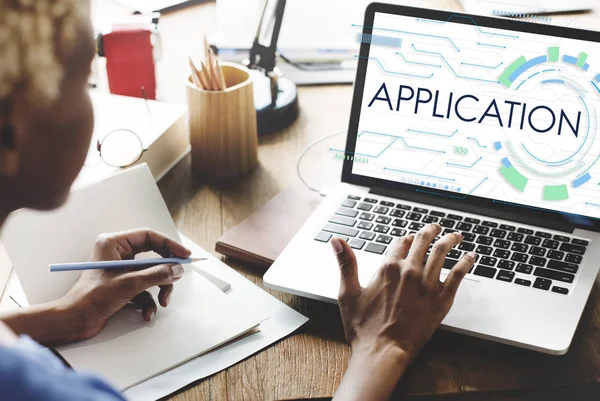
[0, 164, 267, 390]
[58, 268, 260, 390]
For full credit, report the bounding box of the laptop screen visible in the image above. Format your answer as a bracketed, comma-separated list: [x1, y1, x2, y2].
[350, 8, 600, 221]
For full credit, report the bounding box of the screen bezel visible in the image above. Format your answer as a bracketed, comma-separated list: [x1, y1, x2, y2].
[342, 2, 600, 232]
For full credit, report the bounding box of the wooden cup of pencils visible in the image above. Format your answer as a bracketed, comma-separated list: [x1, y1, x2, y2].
[186, 52, 259, 179]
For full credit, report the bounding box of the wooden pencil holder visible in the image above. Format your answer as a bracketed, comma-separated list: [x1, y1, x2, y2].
[186, 62, 259, 179]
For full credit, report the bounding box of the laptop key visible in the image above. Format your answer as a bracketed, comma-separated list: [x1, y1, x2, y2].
[390, 209, 405, 218]
[496, 270, 515, 282]
[390, 228, 406, 237]
[395, 204, 411, 210]
[559, 242, 586, 255]
[448, 249, 462, 259]
[349, 238, 366, 250]
[517, 228, 534, 235]
[542, 239, 559, 250]
[476, 236, 493, 245]
[336, 207, 358, 218]
[357, 203, 373, 211]
[380, 201, 394, 207]
[524, 236, 541, 246]
[462, 233, 476, 242]
[464, 217, 480, 224]
[414, 207, 428, 214]
[473, 226, 489, 235]
[430, 211, 445, 217]
[476, 245, 493, 255]
[482, 221, 498, 228]
[359, 231, 376, 241]
[375, 216, 391, 224]
[494, 239, 510, 249]
[565, 253, 582, 264]
[529, 256, 547, 267]
[547, 250, 564, 260]
[347, 195, 361, 200]
[547, 260, 578, 274]
[511, 243, 528, 253]
[406, 212, 422, 221]
[511, 252, 528, 262]
[490, 229, 507, 239]
[359, 213, 375, 221]
[533, 278, 552, 290]
[314, 231, 332, 243]
[447, 214, 463, 221]
[365, 242, 386, 254]
[364, 198, 378, 204]
[392, 219, 408, 228]
[493, 249, 510, 259]
[516, 263, 533, 274]
[376, 235, 393, 244]
[507, 232, 524, 242]
[474, 265, 497, 278]
[572, 238, 589, 246]
[329, 215, 357, 227]
[409, 222, 425, 231]
[374, 206, 389, 215]
[552, 286, 569, 295]
[498, 260, 515, 270]
[553, 235, 570, 242]
[341, 199, 357, 208]
[534, 267, 574, 283]
[374, 224, 390, 234]
[442, 229, 457, 235]
[357, 221, 373, 230]
[456, 222, 472, 231]
[458, 242, 476, 251]
[332, 235, 349, 242]
[499, 224, 516, 231]
[439, 219, 455, 228]
[535, 231, 552, 239]
[422, 215, 439, 223]
[480, 256, 497, 267]
[530, 247, 546, 257]
[323, 223, 359, 237]
[515, 278, 532, 287]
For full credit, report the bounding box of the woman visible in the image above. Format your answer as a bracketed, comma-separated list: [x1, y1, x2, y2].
[0, 1, 475, 400]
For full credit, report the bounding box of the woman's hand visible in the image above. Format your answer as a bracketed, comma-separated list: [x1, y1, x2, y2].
[0, 228, 191, 346]
[61, 228, 192, 341]
[332, 223, 475, 401]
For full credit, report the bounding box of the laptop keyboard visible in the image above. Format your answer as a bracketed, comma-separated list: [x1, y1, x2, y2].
[314, 194, 590, 296]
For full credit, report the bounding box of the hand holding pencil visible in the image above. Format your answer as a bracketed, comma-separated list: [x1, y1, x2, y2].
[189, 35, 227, 91]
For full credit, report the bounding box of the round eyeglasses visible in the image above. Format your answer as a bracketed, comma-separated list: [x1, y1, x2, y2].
[84, 129, 146, 168]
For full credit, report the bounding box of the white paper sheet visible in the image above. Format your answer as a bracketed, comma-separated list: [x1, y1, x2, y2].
[124, 234, 309, 401]
[58, 268, 263, 390]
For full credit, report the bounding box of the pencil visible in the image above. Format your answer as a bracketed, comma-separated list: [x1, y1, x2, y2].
[49, 257, 207, 272]
[188, 57, 204, 89]
[200, 61, 215, 91]
[215, 60, 227, 90]
[206, 47, 221, 90]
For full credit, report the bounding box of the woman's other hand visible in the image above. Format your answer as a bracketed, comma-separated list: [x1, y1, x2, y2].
[332, 223, 475, 401]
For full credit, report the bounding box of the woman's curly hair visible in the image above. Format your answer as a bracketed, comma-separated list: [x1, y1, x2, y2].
[0, 0, 89, 107]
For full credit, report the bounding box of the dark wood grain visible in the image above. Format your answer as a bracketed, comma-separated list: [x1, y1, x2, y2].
[91, 1, 600, 399]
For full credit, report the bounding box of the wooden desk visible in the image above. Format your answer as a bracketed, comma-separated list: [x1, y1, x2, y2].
[93, 2, 600, 400]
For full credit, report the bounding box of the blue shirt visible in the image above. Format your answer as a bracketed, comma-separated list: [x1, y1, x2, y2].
[0, 336, 125, 401]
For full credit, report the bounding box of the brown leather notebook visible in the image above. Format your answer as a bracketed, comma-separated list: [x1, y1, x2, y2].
[215, 186, 322, 269]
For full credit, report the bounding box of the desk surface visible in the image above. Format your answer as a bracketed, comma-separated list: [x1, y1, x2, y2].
[93, 1, 600, 400]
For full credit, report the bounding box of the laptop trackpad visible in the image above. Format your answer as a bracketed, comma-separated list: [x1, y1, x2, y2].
[443, 275, 481, 315]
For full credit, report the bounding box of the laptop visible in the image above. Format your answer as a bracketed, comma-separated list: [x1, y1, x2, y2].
[264, 3, 600, 355]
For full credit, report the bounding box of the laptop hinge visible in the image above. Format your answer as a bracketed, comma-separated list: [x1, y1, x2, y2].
[370, 186, 575, 233]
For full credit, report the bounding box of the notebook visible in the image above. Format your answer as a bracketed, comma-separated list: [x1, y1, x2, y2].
[1, 164, 267, 389]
